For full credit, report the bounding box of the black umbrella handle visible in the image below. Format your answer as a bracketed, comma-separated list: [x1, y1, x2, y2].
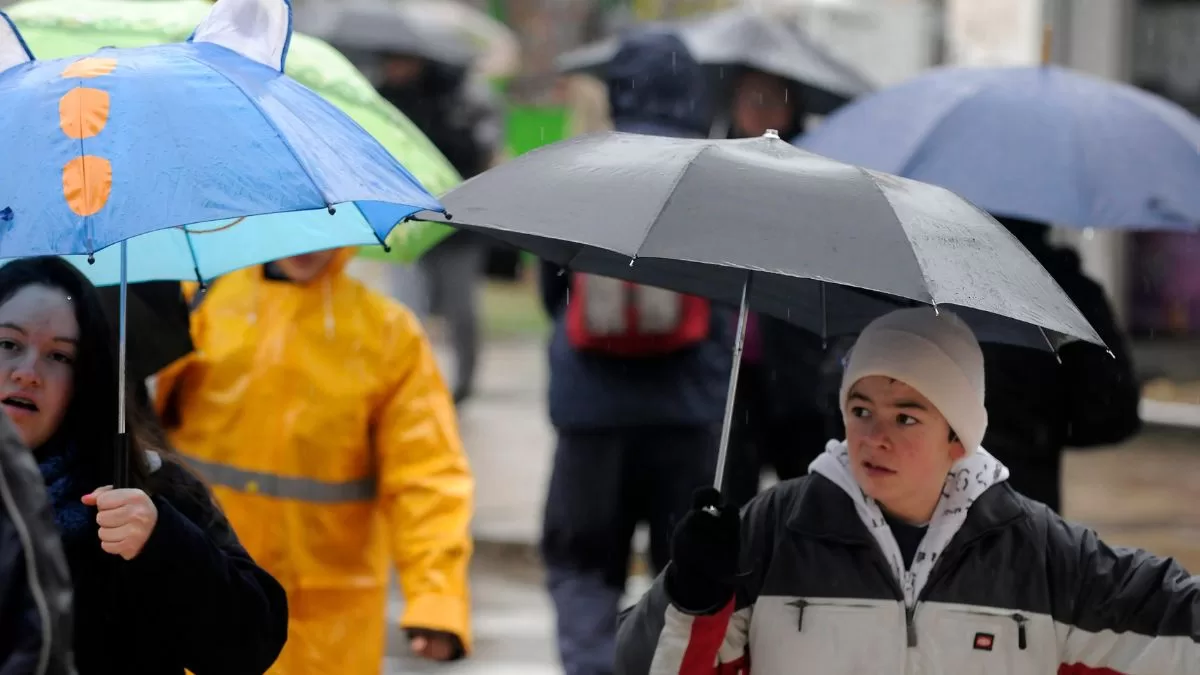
[114, 432, 130, 490]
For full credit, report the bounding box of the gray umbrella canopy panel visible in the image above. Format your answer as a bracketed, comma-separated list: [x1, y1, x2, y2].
[309, 3, 479, 67]
[431, 131, 1103, 352]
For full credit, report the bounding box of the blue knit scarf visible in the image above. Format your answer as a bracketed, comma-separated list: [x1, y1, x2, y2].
[37, 442, 92, 542]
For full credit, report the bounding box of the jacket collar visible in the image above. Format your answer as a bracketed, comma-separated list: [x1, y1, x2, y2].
[786, 473, 1027, 548]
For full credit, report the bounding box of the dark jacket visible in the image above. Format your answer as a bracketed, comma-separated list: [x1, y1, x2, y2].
[539, 31, 732, 431]
[616, 467, 1200, 674]
[981, 218, 1141, 509]
[0, 415, 74, 675]
[42, 444, 288, 675]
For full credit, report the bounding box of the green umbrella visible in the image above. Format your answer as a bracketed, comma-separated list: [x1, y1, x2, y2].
[8, 0, 459, 263]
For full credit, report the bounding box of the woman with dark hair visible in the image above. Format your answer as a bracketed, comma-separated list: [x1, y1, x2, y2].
[0, 256, 288, 674]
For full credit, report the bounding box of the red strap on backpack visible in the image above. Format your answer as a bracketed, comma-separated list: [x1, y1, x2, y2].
[565, 273, 710, 357]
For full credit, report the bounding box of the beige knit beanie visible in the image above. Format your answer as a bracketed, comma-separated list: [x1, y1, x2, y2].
[839, 308, 988, 453]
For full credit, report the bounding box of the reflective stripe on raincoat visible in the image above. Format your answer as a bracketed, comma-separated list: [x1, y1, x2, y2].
[155, 249, 473, 674]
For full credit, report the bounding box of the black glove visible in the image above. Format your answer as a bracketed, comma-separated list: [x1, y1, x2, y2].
[665, 487, 741, 614]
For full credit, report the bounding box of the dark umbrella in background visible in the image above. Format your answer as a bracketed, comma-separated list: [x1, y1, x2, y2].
[420, 130, 1103, 491]
[555, 7, 874, 116]
[310, 2, 480, 68]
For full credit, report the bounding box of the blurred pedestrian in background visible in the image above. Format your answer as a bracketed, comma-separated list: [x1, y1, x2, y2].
[722, 68, 831, 507]
[537, 32, 732, 675]
[156, 248, 474, 674]
[376, 51, 504, 405]
[980, 216, 1141, 511]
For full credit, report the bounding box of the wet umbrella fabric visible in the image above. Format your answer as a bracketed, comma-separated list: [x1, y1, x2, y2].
[5, 0, 464, 263]
[0, 2, 444, 274]
[426, 129, 1103, 493]
[429, 130, 1102, 351]
[315, 2, 479, 68]
[554, 8, 873, 115]
[798, 64, 1200, 230]
[0, 0, 447, 487]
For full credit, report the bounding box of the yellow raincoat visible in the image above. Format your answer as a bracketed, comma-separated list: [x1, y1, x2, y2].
[155, 250, 473, 675]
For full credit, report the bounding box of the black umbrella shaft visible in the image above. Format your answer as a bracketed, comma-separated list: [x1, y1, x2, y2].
[713, 277, 750, 494]
[116, 241, 129, 489]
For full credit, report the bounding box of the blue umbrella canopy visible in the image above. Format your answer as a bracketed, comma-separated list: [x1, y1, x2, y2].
[799, 64, 1200, 231]
[0, 0, 445, 284]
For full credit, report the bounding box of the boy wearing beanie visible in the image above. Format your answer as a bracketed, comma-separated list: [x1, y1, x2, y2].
[616, 308, 1200, 674]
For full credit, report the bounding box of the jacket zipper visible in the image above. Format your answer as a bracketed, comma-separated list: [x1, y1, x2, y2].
[906, 519, 1025, 651]
[788, 598, 880, 633]
[1012, 613, 1028, 650]
[903, 571, 918, 647]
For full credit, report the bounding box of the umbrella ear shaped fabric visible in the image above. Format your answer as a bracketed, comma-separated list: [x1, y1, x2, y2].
[188, 0, 293, 72]
[0, 11, 34, 74]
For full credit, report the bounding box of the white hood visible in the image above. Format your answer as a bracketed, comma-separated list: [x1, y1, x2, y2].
[809, 440, 1010, 606]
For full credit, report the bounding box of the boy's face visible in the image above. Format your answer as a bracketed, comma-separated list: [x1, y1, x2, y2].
[843, 375, 966, 523]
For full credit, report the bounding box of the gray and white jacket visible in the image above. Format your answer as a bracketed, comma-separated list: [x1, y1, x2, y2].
[616, 441, 1200, 675]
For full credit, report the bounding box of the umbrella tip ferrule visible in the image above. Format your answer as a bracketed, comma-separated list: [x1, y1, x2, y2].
[326, 205, 337, 215]
[86, 254, 95, 265]
[764, 129, 781, 139]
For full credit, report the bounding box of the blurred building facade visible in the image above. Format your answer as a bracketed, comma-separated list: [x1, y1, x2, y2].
[941, 0, 1200, 340]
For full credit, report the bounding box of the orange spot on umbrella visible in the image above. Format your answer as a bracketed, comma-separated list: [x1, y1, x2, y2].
[59, 87, 110, 140]
[61, 57, 117, 79]
[62, 156, 113, 217]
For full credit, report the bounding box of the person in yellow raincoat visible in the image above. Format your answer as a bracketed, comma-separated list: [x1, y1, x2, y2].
[154, 247, 474, 675]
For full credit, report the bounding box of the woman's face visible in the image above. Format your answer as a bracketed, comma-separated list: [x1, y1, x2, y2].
[843, 375, 965, 523]
[0, 285, 78, 449]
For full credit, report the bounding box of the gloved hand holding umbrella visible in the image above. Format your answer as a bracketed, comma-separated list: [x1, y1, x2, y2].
[0, 0, 447, 487]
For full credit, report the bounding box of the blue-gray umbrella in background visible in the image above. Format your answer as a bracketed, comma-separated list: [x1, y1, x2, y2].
[798, 64, 1200, 231]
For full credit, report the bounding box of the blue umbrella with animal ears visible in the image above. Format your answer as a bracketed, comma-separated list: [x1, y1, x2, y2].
[0, 0, 446, 485]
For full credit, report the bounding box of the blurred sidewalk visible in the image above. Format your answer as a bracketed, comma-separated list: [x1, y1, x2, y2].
[1135, 339, 1200, 429]
[436, 338, 553, 549]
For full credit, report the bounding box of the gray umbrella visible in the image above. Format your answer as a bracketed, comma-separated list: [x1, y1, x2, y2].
[312, 3, 479, 68]
[555, 8, 874, 115]
[420, 130, 1103, 489]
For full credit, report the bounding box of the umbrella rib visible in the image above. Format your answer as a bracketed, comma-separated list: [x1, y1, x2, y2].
[893, 74, 992, 179]
[851, 165, 935, 306]
[181, 226, 204, 285]
[629, 144, 717, 263]
[173, 49, 336, 213]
